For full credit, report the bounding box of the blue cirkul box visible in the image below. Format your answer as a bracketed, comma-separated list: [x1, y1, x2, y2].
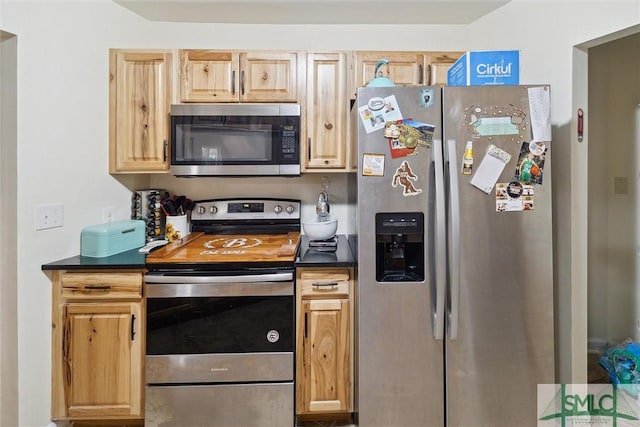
[81, 220, 146, 257]
[447, 50, 520, 86]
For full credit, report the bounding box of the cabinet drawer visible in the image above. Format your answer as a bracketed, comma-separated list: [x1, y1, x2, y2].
[298, 270, 350, 298]
[61, 272, 142, 300]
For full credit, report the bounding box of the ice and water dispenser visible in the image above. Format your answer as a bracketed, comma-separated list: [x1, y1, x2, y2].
[375, 212, 425, 282]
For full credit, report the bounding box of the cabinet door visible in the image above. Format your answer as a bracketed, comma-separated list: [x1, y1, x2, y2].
[240, 51, 298, 102]
[109, 50, 171, 173]
[355, 51, 426, 89]
[304, 52, 349, 170]
[297, 298, 350, 414]
[425, 52, 462, 85]
[61, 302, 143, 418]
[179, 50, 240, 102]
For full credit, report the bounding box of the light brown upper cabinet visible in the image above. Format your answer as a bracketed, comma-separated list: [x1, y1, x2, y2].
[354, 51, 463, 92]
[355, 51, 427, 89]
[425, 52, 462, 85]
[109, 49, 172, 173]
[179, 50, 299, 103]
[303, 52, 352, 172]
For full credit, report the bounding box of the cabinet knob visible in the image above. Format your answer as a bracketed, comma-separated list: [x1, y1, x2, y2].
[324, 123, 333, 130]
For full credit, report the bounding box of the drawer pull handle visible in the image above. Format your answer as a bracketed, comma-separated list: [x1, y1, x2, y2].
[312, 281, 338, 287]
[84, 285, 111, 291]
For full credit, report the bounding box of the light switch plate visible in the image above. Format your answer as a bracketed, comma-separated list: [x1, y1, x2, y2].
[35, 203, 64, 230]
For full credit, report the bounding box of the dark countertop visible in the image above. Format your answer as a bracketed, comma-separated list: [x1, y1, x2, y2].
[41, 248, 146, 271]
[295, 234, 356, 267]
[42, 234, 356, 271]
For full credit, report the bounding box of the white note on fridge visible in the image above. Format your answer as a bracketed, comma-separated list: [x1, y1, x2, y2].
[470, 144, 512, 194]
[528, 86, 552, 143]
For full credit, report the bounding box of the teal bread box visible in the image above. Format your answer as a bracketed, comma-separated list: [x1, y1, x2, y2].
[81, 220, 146, 258]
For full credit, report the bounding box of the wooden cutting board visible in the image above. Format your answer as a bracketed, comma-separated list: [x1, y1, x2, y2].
[146, 232, 301, 264]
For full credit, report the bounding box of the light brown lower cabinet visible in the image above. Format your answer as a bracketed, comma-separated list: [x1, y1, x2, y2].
[296, 268, 354, 417]
[49, 270, 145, 422]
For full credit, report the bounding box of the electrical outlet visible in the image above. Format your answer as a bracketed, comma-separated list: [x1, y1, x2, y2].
[102, 207, 115, 223]
[35, 203, 64, 230]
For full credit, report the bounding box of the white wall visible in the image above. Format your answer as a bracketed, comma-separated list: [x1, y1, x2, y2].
[586, 34, 640, 344]
[2, 0, 640, 425]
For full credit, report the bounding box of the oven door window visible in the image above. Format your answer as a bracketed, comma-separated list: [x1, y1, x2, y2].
[146, 295, 293, 355]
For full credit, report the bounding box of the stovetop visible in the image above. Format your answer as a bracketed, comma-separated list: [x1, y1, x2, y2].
[147, 198, 302, 270]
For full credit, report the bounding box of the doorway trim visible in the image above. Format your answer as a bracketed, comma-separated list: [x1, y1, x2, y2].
[0, 29, 18, 427]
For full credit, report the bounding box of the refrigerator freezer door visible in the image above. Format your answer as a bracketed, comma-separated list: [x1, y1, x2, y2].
[356, 86, 445, 427]
[443, 85, 555, 426]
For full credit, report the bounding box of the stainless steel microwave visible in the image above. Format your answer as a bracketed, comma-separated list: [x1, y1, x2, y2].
[170, 104, 301, 176]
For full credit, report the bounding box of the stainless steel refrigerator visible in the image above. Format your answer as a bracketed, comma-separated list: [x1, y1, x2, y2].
[354, 85, 554, 426]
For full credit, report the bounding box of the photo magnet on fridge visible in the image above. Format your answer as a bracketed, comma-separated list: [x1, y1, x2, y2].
[420, 88, 435, 108]
[359, 95, 404, 134]
[384, 119, 435, 159]
[496, 182, 534, 212]
[514, 141, 546, 185]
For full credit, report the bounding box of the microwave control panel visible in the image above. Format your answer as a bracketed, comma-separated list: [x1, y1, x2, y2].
[281, 128, 298, 161]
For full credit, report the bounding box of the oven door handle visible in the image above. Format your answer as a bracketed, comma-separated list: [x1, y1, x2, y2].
[144, 272, 294, 297]
[145, 272, 293, 284]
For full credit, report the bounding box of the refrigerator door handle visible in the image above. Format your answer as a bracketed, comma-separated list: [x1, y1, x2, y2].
[433, 139, 447, 340]
[446, 139, 461, 340]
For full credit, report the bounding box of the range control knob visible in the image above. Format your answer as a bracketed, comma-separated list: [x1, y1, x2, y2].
[209, 205, 218, 215]
[197, 205, 206, 215]
[273, 205, 283, 214]
[286, 205, 295, 214]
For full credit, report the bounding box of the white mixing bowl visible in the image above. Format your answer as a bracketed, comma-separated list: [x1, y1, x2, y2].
[302, 217, 338, 241]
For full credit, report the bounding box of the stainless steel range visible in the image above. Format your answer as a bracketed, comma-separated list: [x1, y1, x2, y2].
[144, 198, 301, 427]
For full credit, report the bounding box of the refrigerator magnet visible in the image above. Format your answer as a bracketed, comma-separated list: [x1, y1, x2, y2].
[420, 88, 435, 108]
[462, 104, 527, 139]
[514, 141, 546, 184]
[496, 182, 534, 212]
[362, 153, 385, 176]
[470, 145, 512, 194]
[384, 119, 434, 159]
[391, 160, 423, 196]
[359, 95, 404, 134]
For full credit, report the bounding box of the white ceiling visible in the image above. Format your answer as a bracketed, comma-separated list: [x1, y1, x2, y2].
[113, 0, 511, 25]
